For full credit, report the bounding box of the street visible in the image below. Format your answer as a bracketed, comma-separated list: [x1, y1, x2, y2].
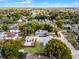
[58, 31, 79, 59]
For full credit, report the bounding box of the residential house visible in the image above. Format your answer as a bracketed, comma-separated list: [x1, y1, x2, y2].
[24, 36, 37, 46]
[9, 24, 20, 33]
[64, 19, 74, 24]
[39, 19, 53, 24]
[20, 16, 26, 20]
[0, 24, 19, 40]
[62, 24, 71, 29]
[3, 32, 18, 40]
[0, 32, 18, 40]
[38, 36, 53, 46]
[18, 16, 27, 23]
[24, 35, 53, 46]
[0, 29, 5, 40]
[31, 11, 39, 17]
[35, 30, 48, 37]
[70, 24, 79, 35]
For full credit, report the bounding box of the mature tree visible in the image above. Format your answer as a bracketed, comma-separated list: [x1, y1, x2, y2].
[56, 20, 64, 28]
[49, 10, 59, 20]
[43, 24, 53, 32]
[26, 20, 40, 31]
[35, 15, 49, 20]
[31, 20, 40, 31]
[1, 24, 9, 31]
[0, 14, 5, 19]
[26, 26, 34, 35]
[18, 22, 27, 32]
[11, 13, 20, 22]
[1, 39, 23, 59]
[73, 17, 79, 23]
[28, 16, 34, 21]
[46, 39, 72, 59]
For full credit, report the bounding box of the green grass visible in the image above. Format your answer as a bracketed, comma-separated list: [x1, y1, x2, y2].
[24, 42, 45, 54]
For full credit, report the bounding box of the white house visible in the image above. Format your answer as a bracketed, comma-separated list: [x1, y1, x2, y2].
[0, 32, 4, 40]
[0, 29, 5, 40]
[24, 35, 53, 46]
[9, 24, 20, 33]
[62, 24, 71, 29]
[35, 30, 48, 37]
[37, 36, 53, 46]
[24, 36, 37, 46]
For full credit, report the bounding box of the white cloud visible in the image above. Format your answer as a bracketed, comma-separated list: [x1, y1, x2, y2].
[15, 0, 32, 4]
[1, 0, 79, 7]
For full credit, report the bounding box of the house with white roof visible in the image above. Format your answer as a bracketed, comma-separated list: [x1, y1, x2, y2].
[35, 30, 48, 37]
[9, 24, 20, 33]
[24, 35, 53, 46]
[24, 36, 37, 46]
[62, 24, 71, 29]
[0, 29, 5, 40]
[38, 36, 53, 46]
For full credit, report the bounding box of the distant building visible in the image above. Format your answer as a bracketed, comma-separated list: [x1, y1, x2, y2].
[0, 30, 5, 40]
[70, 24, 79, 35]
[32, 11, 38, 17]
[9, 24, 20, 33]
[62, 24, 71, 29]
[18, 16, 27, 23]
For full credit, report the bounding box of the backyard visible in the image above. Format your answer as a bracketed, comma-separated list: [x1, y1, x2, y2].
[24, 42, 45, 54]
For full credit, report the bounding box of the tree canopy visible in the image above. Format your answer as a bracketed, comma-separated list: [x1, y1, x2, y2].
[1, 23, 9, 31]
[1, 39, 23, 59]
[56, 20, 64, 28]
[46, 39, 72, 59]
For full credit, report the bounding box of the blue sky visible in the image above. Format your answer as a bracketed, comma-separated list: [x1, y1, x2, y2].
[0, 0, 79, 7]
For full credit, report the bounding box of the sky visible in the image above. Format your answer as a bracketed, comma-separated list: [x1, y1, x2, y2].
[0, 0, 79, 7]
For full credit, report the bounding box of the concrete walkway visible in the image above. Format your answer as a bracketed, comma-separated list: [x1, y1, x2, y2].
[58, 31, 79, 59]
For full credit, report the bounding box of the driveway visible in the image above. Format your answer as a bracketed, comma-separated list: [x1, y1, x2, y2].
[26, 54, 49, 59]
[58, 31, 79, 59]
